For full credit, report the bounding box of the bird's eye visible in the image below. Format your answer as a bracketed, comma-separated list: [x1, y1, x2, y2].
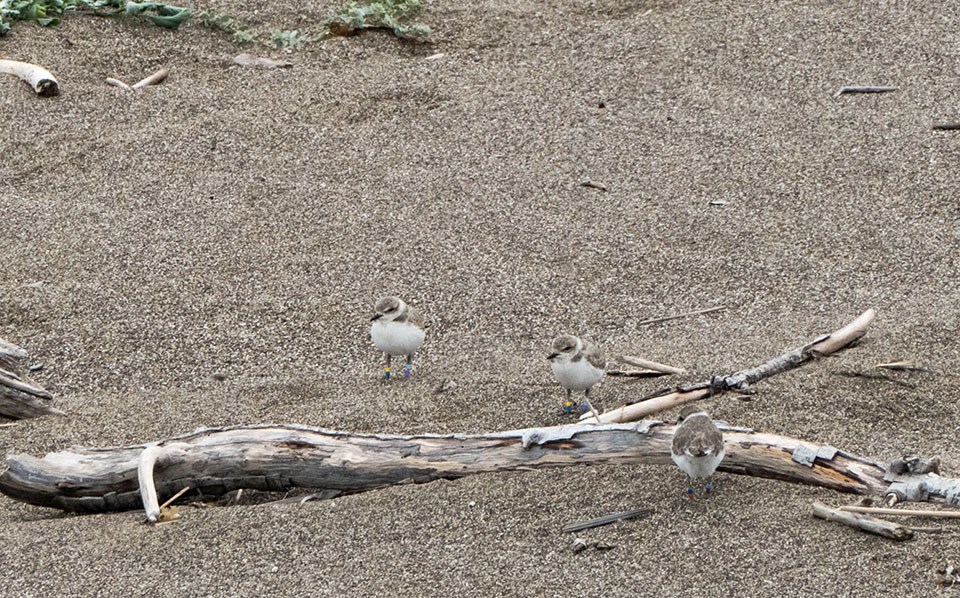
[563, 346, 573, 351]
[386, 308, 396, 313]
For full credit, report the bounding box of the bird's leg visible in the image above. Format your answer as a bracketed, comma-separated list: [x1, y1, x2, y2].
[686, 476, 695, 500]
[562, 388, 576, 414]
[403, 354, 413, 378]
[704, 477, 714, 495]
[384, 354, 392, 380]
[582, 389, 602, 424]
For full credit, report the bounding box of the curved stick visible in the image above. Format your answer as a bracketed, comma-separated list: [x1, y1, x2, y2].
[138, 445, 163, 522]
[0, 60, 60, 96]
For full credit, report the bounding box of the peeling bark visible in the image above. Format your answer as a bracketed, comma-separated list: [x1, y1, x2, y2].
[1, 420, 954, 518]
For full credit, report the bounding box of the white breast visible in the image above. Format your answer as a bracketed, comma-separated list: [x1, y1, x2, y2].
[370, 321, 425, 356]
[671, 449, 725, 480]
[551, 358, 604, 391]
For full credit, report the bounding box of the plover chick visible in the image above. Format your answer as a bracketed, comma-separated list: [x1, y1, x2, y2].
[370, 296, 425, 380]
[547, 334, 605, 420]
[671, 404, 725, 499]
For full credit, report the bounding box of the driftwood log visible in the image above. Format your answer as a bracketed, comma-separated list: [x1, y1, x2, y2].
[0, 338, 61, 420]
[586, 309, 876, 423]
[1, 419, 956, 519]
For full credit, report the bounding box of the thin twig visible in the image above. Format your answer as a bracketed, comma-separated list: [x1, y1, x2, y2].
[616, 355, 686, 375]
[636, 306, 726, 327]
[833, 85, 897, 98]
[831, 370, 917, 389]
[910, 526, 957, 533]
[932, 123, 960, 131]
[579, 179, 608, 192]
[562, 509, 653, 533]
[838, 506, 960, 519]
[159, 486, 191, 510]
[605, 369, 670, 379]
[875, 361, 936, 373]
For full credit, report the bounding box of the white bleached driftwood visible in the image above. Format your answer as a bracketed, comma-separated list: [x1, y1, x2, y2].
[585, 309, 876, 424]
[812, 501, 914, 541]
[2, 418, 957, 521]
[0, 59, 60, 96]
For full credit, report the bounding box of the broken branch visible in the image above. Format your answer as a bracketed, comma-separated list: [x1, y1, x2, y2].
[811, 501, 914, 540]
[562, 509, 652, 533]
[587, 309, 875, 423]
[0, 59, 59, 96]
[635, 306, 726, 327]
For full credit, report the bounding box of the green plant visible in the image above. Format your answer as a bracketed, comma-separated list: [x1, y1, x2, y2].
[198, 9, 254, 44]
[0, 0, 191, 35]
[326, 0, 430, 40]
[268, 28, 324, 49]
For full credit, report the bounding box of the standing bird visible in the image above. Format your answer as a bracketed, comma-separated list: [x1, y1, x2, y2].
[671, 404, 725, 499]
[547, 334, 605, 419]
[370, 296, 425, 380]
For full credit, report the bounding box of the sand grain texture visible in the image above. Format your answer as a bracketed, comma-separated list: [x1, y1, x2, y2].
[2, 0, 960, 595]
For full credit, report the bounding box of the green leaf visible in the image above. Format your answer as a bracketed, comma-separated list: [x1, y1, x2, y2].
[125, 0, 191, 29]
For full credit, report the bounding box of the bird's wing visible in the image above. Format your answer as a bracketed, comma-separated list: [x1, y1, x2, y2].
[406, 305, 425, 328]
[583, 342, 606, 370]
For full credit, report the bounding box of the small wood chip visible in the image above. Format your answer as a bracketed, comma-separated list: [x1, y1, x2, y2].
[579, 179, 608, 192]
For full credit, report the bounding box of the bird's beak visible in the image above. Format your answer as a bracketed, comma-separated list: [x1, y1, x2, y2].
[547, 352, 559, 360]
[371, 313, 382, 321]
